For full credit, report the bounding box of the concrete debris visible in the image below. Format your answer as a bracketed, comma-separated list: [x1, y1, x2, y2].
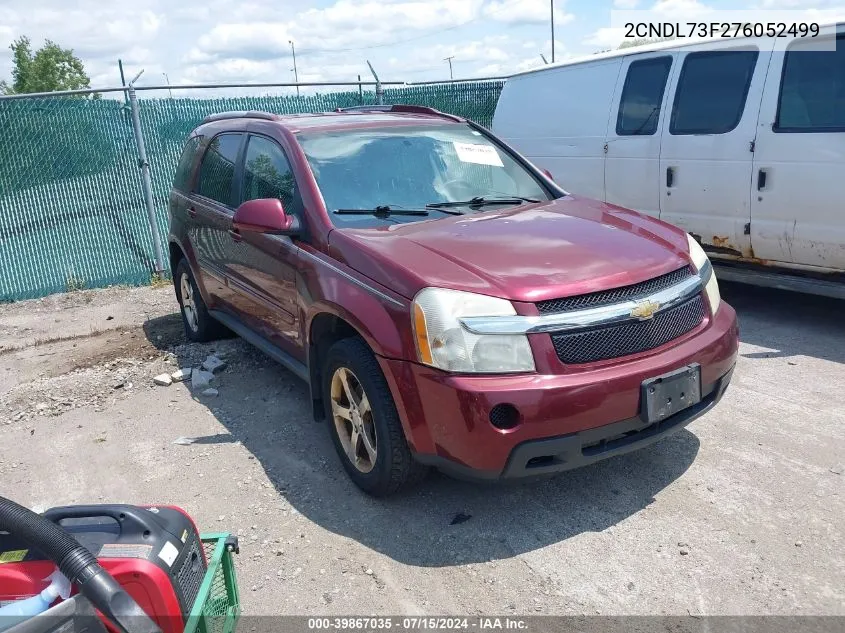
[191, 369, 215, 389]
[153, 374, 173, 387]
[171, 368, 192, 383]
[201, 355, 227, 373]
[201, 387, 219, 397]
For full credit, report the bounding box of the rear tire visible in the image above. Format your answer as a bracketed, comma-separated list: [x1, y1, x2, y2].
[323, 337, 428, 496]
[174, 259, 229, 343]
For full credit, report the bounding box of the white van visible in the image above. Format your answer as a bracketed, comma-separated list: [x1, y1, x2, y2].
[492, 23, 845, 298]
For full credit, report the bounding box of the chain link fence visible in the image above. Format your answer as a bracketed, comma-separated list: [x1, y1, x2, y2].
[0, 80, 505, 301]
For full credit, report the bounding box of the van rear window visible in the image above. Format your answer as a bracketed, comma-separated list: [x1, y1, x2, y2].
[616, 57, 673, 136]
[670, 50, 759, 135]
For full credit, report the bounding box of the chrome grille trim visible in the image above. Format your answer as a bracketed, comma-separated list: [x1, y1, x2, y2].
[460, 261, 711, 336]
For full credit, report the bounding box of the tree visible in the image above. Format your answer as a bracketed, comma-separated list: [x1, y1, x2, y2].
[0, 36, 93, 95]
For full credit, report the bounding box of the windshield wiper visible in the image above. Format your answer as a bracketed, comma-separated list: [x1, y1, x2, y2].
[426, 196, 540, 209]
[334, 206, 429, 217]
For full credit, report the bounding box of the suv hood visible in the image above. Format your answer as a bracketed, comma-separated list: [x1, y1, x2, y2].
[327, 195, 693, 305]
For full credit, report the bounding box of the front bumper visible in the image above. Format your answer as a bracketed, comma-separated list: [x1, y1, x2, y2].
[378, 301, 738, 480]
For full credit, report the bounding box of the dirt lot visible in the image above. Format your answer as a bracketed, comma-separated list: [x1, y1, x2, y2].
[1, 282, 843, 616]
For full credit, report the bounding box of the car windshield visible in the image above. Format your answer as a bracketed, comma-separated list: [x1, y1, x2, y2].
[297, 123, 554, 226]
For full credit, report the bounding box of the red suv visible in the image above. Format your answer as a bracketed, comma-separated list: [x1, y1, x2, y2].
[168, 105, 738, 496]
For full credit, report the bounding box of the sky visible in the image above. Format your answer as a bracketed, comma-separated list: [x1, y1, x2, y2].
[0, 0, 843, 97]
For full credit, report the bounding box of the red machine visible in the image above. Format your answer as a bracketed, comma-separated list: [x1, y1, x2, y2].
[0, 505, 207, 633]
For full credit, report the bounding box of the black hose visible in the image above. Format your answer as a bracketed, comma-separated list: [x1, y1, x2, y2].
[0, 495, 98, 584]
[0, 495, 161, 633]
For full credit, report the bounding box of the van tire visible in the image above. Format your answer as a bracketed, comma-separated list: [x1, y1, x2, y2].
[174, 259, 228, 343]
[323, 337, 428, 496]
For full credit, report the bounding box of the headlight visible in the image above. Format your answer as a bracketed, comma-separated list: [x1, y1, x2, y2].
[686, 234, 721, 314]
[412, 288, 535, 373]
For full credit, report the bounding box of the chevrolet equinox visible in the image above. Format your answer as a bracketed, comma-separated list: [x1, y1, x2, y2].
[168, 105, 738, 496]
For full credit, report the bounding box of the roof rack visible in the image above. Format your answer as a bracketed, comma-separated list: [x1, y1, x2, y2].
[201, 110, 278, 124]
[334, 104, 463, 122]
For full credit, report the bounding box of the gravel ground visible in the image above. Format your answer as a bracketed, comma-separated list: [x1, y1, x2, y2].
[0, 282, 842, 616]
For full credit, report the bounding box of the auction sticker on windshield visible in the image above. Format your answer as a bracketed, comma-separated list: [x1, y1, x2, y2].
[453, 142, 504, 167]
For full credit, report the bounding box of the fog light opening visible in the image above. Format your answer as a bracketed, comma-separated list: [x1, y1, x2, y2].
[489, 403, 520, 430]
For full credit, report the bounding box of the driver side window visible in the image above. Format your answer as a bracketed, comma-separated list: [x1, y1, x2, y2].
[242, 135, 297, 211]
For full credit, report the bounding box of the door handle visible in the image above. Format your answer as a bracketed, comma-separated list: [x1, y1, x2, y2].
[757, 169, 767, 191]
[228, 229, 242, 243]
[666, 167, 675, 188]
[188, 207, 197, 218]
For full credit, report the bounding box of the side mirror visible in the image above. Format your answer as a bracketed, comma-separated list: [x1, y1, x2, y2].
[232, 198, 300, 236]
[541, 168, 555, 182]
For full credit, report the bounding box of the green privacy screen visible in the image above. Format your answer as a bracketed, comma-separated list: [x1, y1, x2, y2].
[0, 81, 504, 301]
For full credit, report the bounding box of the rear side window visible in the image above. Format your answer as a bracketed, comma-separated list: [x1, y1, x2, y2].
[197, 133, 243, 206]
[670, 50, 759, 135]
[616, 56, 673, 136]
[776, 34, 845, 132]
[173, 136, 203, 191]
[242, 135, 297, 210]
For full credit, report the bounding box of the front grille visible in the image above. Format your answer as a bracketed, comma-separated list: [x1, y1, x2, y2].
[537, 266, 694, 315]
[550, 294, 705, 364]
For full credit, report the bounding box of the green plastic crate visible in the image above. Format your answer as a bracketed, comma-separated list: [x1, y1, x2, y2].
[184, 534, 241, 633]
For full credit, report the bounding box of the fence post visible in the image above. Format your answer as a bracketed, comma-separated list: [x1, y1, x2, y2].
[127, 85, 166, 277]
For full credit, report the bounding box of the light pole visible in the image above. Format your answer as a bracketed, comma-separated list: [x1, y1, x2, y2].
[289, 40, 299, 97]
[444, 55, 455, 80]
[550, 0, 555, 63]
[162, 72, 173, 99]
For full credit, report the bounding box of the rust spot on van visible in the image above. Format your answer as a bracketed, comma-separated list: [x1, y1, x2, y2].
[705, 236, 743, 257]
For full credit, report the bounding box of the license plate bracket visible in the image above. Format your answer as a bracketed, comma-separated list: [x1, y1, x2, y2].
[641, 363, 702, 424]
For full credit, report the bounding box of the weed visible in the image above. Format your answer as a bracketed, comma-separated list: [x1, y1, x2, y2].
[150, 271, 171, 289]
[66, 273, 87, 293]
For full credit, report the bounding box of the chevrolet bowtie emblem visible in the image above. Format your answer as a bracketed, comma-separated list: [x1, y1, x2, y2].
[631, 299, 661, 320]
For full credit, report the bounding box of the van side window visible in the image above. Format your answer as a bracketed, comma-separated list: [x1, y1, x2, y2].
[776, 34, 845, 132]
[173, 136, 203, 192]
[197, 133, 243, 206]
[616, 57, 673, 136]
[670, 50, 759, 135]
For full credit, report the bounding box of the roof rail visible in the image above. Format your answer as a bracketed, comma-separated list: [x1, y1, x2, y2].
[201, 110, 278, 124]
[335, 104, 463, 122]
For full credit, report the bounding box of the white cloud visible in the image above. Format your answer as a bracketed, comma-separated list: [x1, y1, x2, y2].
[583, 27, 627, 49]
[484, 0, 575, 25]
[613, 0, 640, 7]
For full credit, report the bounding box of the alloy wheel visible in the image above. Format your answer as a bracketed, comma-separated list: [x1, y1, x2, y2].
[330, 366, 377, 474]
[180, 272, 199, 332]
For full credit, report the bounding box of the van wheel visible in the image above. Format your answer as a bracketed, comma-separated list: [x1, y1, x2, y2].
[174, 259, 228, 342]
[323, 337, 428, 496]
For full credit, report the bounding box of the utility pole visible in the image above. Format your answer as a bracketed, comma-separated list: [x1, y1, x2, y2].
[444, 56, 455, 80]
[289, 40, 299, 97]
[162, 72, 173, 99]
[550, 0, 556, 63]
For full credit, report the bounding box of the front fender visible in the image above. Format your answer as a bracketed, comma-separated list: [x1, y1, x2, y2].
[298, 246, 413, 359]
[298, 250, 436, 453]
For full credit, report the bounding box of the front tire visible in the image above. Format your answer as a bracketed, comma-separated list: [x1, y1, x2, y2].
[323, 337, 428, 496]
[174, 259, 228, 342]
